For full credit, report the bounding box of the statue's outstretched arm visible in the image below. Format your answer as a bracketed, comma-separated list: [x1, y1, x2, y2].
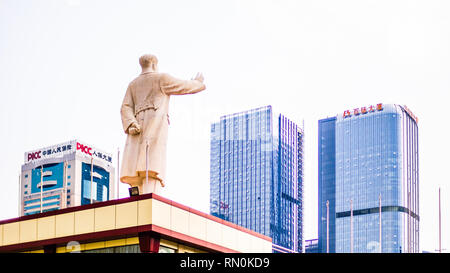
[160, 73, 206, 96]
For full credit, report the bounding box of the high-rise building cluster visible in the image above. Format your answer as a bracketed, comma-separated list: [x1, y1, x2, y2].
[210, 103, 419, 253]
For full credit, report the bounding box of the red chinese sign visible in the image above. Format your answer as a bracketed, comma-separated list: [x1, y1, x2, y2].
[343, 103, 383, 118]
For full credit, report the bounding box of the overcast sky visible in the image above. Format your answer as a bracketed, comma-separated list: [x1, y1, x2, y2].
[1, 0, 450, 252]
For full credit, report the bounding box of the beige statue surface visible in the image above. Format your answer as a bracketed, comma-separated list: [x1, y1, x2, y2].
[120, 54, 206, 194]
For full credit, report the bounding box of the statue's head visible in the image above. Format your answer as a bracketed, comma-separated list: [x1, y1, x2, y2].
[139, 54, 158, 72]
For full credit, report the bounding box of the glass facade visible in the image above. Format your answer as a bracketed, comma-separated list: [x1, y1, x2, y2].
[210, 105, 303, 253]
[81, 162, 110, 205]
[318, 117, 336, 253]
[30, 163, 65, 194]
[23, 163, 66, 215]
[318, 104, 419, 253]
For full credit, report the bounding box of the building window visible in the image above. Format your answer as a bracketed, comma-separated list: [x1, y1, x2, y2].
[82, 244, 180, 253]
[159, 245, 176, 253]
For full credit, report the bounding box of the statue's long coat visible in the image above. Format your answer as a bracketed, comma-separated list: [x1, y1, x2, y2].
[120, 71, 205, 187]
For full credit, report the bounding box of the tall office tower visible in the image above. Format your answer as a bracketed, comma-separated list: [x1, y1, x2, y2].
[20, 140, 115, 216]
[318, 103, 419, 253]
[210, 105, 304, 253]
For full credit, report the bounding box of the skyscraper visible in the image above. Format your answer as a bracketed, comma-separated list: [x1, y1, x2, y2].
[20, 140, 115, 216]
[210, 105, 303, 253]
[318, 103, 419, 253]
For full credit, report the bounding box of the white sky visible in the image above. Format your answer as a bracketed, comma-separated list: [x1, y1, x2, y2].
[1, 0, 449, 253]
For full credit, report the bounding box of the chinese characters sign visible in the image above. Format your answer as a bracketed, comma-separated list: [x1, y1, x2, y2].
[76, 142, 113, 163]
[26, 141, 74, 162]
[343, 103, 384, 118]
[25, 140, 112, 164]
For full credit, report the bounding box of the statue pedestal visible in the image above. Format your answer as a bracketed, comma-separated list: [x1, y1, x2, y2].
[140, 178, 162, 195]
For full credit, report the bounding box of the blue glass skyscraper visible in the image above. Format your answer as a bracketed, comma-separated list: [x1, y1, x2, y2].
[210, 106, 303, 253]
[318, 104, 419, 253]
[318, 116, 337, 253]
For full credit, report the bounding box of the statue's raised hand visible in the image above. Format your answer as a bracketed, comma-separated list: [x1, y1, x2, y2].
[193, 72, 204, 83]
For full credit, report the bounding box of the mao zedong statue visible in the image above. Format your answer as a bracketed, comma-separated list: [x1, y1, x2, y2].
[120, 54, 206, 194]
